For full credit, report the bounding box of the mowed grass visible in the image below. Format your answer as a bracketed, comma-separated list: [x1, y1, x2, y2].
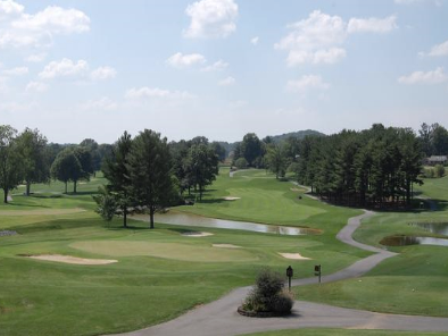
[178, 168, 362, 235]
[297, 175, 448, 317]
[241, 329, 445, 336]
[0, 170, 369, 336]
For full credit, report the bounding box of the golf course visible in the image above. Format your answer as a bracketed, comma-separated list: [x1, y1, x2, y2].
[1, 168, 447, 336]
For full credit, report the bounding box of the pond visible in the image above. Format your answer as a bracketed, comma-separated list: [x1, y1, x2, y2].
[133, 211, 321, 236]
[381, 235, 448, 247]
[409, 222, 448, 236]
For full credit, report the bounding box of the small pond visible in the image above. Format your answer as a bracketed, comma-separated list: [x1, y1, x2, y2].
[409, 222, 448, 236]
[381, 235, 448, 247]
[133, 211, 320, 236]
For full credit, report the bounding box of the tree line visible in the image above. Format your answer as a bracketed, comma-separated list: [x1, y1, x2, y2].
[96, 131, 220, 228]
[230, 123, 447, 209]
[0, 125, 114, 203]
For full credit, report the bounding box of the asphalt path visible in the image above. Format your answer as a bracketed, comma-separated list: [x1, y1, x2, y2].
[107, 208, 448, 336]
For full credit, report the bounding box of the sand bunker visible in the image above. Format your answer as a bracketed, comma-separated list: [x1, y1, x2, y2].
[213, 244, 240, 249]
[181, 231, 214, 237]
[278, 252, 311, 260]
[223, 196, 241, 201]
[290, 187, 302, 192]
[26, 254, 117, 265]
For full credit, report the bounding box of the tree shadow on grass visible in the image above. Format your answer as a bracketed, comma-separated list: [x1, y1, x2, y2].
[196, 198, 227, 204]
[66, 191, 98, 196]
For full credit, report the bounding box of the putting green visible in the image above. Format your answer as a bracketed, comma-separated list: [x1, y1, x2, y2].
[215, 188, 326, 222]
[70, 241, 258, 262]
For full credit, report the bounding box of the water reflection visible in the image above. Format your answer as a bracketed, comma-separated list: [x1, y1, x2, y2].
[409, 222, 448, 236]
[381, 235, 448, 247]
[133, 211, 320, 236]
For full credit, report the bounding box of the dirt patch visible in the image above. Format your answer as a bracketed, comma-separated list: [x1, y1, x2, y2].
[223, 196, 241, 201]
[290, 188, 302, 192]
[0, 208, 86, 216]
[25, 254, 117, 265]
[278, 252, 311, 260]
[213, 244, 240, 249]
[181, 231, 214, 237]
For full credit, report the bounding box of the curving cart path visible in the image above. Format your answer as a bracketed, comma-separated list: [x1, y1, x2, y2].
[107, 211, 448, 336]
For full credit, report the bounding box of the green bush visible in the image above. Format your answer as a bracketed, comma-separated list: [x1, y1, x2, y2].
[234, 158, 249, 169]
[243, 268, 294, 314]
[269, 292, 294, 313]
[434, 164, 445, 178]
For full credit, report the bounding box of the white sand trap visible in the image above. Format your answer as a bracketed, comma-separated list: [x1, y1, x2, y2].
[224, 196, 241, 201]
[278, 252, 311, 260]
[27, 254, 117, 265]
[213, 244, 240, 249]
[181, 231, 214, 237]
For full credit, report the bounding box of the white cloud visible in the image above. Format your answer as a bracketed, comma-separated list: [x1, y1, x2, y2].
[275, 11, 347, 66]
[201, 60, 228, 72]
[166, 52, 206, 68]
[0, 0, 23, 17]
[25, 53, 46, 63]
[287, 48, 346, 66]
[420, 40, 448, 57]
[39, 58, 89, 79]
[348, 16, 397, 34]
[3, 66, 28, 76]
[91, 66, 117, 80]
[184, 0, 238, 39]
[275, 11, 396, 66]
[287, 75, 330, 93]
[26, 81, 48, 93]
[38, 58, 115, 82]
[251, 36, 259, 45]
[398, 67, 447, 84]
[125, 87, 193, 100]
[218, 76, 235, 86]
[82, 97, 118, 111]
[0, 1, 90, 49]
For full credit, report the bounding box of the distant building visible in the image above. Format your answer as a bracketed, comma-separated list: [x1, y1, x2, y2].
[425, 155, 448, 166]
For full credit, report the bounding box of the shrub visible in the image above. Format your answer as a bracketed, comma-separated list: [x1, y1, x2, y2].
[234, 158, 249, 169]
[268, 292, 294, 313]
[243, 268, 294, 314]
[434, 164, 445, 178]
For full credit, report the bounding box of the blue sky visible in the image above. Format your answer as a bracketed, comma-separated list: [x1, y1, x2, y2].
[1, 0, 447, 143]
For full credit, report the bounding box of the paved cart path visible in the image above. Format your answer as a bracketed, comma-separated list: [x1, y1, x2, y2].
[107, 210, 448, 336]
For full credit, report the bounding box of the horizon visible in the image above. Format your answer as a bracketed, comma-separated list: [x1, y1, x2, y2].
[1, 0, 447, 144]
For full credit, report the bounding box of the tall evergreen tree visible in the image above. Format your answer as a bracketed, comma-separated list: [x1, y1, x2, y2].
[128, 129, 173, 229]
[102, 131, 133, 228]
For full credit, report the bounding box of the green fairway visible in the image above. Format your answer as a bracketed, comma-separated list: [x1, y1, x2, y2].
[1, 168, 445, 335]
[241, 329, 445, 336]
[0, 169, 369, 336]
[70, 240, 259, 262]
[297, 176, 448, 317]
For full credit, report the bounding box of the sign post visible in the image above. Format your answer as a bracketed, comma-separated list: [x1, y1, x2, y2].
[286, 266, 293, 292]
[314, 264, 321, 283]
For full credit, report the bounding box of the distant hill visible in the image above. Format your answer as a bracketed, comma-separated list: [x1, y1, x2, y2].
[215, 129, 325, 156]
[267, 129, 326, 143]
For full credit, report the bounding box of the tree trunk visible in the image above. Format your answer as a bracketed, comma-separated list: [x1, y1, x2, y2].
[3, 188, 8, 204]
[65, 181, 68, 194]
[123, 191, 128, 228]
[149, 208, 155, 229]
[406, 179, 411, 206]
[73, 180, 77, 194]
[26, 181, 31, 196]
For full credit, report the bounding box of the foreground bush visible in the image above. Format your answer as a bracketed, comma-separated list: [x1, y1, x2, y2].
[242, 268, 294, 314]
